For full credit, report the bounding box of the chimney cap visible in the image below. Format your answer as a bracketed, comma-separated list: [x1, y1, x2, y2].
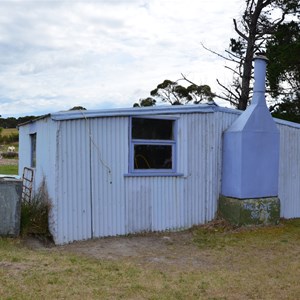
[254, 53, 269, 62]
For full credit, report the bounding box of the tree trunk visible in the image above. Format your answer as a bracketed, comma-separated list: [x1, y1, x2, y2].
[237, 0, 270, 110]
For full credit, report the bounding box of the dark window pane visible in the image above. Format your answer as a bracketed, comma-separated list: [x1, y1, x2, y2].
[132, 118, 174, 140]
[134, 145, 172, 169]
[30, 133, 36, 168]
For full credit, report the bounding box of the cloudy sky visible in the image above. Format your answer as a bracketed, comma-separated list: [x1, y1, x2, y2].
[0, 0, 243, 117]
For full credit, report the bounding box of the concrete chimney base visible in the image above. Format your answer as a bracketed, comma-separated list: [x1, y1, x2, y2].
[218, 195, 280, 226]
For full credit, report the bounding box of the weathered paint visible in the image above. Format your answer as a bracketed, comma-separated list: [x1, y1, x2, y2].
[17, 105, 300, 244]
[222, 56, 280, 198]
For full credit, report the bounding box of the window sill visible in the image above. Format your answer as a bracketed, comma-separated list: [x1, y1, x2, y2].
[124, 172, 184, 177]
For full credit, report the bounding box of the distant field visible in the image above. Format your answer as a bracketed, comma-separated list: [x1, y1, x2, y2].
[1, 128, 18, 136]
[0, 164, 18, 175]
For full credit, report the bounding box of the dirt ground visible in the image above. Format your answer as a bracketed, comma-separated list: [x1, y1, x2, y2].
[23, 230, 213, 271]
[0, 157, 210, 270]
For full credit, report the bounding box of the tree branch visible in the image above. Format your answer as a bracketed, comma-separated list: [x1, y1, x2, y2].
[201, 43, 234, 62]
[233, 19, 249, 41]
[216, 79, 240, 102]
[224, 65, 241, 77]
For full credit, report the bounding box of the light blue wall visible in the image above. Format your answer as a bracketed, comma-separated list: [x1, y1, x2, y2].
[221, 57, 280, 199]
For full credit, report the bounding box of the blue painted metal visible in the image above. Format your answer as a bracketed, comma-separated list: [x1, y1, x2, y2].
[128, 116, 178, 175]
[50, 104, 215, 121]
[221, 56, 280, 199]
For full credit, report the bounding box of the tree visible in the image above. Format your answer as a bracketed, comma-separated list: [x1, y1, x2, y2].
[266, 21, 300, 100]
[69, 106, 87, 111]
[270, 93, 300, 123]
[133, 97, 156, 107]
[134, 79, 215, 107]
[150, 80, 192, 105]
[210, 0, 300, 110]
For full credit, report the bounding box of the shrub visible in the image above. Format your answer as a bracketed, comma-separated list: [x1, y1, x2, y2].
[2, 152, 18, 158]
[20, 178, 52, 238]
[0, 131, 19, 144]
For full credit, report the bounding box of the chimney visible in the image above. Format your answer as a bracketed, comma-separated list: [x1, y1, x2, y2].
[219, 55, 280, 225]
[221, 55, 279, 198]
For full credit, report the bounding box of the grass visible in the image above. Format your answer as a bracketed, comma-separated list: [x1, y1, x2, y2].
[1, 219, 300, 299]
[0, 164, 18, 175]
[1, 128, 18, 136]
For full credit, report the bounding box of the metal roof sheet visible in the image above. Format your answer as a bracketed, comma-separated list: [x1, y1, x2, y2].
[50, 104, 218, 121]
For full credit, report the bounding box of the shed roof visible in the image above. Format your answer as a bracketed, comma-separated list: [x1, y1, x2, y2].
[18, 103, 300, 130]
[50, 103, 239, 121]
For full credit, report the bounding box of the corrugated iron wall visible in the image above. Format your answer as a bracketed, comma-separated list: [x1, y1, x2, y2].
[277, 123, 300, 218]
[90, 117, 128, 238]
[51, 110, 242, 243]
[56, 119, 92, 244]
[19, 110, 300, 245]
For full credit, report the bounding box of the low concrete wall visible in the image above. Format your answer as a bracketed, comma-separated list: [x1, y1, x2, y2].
[0, 177, 22, 236]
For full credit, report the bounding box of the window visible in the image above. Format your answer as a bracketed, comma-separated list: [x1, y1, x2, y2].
[130, 117, 176, 174]
[30, 133, 36, 168]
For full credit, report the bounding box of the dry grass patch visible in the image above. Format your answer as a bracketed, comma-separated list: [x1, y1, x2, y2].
[0, 219, 300, 299]
[1, 128, 18, 136]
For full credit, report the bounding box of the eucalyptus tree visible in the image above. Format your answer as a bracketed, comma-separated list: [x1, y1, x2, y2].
[134, 79, 215, 107]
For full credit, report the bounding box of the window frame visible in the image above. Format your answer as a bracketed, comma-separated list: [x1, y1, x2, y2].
[129, 116, 178, 175]
[30, 133, 37, 168]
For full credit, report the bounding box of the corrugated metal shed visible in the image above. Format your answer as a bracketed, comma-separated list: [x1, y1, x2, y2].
[18, 105, 300, 244]
[277, 120, 300, 218]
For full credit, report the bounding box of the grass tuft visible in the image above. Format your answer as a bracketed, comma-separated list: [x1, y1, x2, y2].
[20, 178, 52, 240]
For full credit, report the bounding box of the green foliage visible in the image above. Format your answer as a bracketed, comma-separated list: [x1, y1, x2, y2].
[20, 178, 52, 238]
[0, 132, 18, 144]
[133, 97, 156, 107]
[267, 21, 300, 99]
[150, 80, 191, 105]
[135, 79, 215, 106]
[1, 152, 18, 159]
[0, 164, 18, 175]
[0, 115, 36, 128]
[69, 106, 87, 111]
[267, 20, 300, 123]
[186, 84, 214, 104]
[270, 94, 300, 123]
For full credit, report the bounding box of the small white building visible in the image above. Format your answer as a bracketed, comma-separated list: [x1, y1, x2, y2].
[18, 104, 300, 244]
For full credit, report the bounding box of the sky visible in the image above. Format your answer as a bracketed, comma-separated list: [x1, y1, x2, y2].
[0, 0, 243, 118]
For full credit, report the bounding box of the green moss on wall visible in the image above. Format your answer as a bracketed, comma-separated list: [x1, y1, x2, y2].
[219, 196, 280, 226]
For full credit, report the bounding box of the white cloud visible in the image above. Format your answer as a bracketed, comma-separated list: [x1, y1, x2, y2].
[0, 0, 242, 117]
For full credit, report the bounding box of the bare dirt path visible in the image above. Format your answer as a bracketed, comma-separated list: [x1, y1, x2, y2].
[23, 230, 215, 272]
[56, 231, 214, 271]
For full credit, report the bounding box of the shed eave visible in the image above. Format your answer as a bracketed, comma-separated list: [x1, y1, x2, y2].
[50, 104, 218, 121]
[17, 114, 51, 128]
